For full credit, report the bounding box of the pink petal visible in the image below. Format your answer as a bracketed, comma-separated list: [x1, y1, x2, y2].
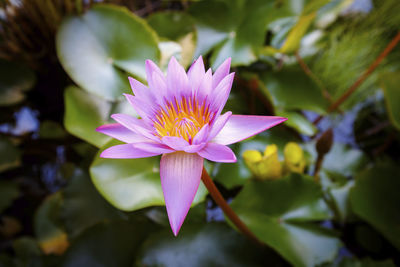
[183, 143, 206, 153]
[123, 94, 157, 124]
[162, 136, 189, 151]
[197, 69, 212, 102]
[210, 73, 235, 116]
[96, 123, 150, 143]
[212, 115, 287, 145]
[133, 142, 174, 154]
[160, 152, 204, 235]
[188, 56, 205, 94]
[193, 123, 209, 144]
[146, 59, 165, 85]
[111, 113, 158, 141]
[128, 77, 154, 103]
[100, 143, 160, 158]
[212, 57, 231, 89]
[207, 111, 232, 141]
[167, 57, 191, 97]
[197, 143, 237, 163]
[151, 71, 168, 104]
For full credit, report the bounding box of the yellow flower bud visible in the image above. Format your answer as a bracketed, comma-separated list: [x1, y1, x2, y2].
[283, 142, 306, 174]
[243, 145, 282, 180]
[260, 144, 282, 180]
[243, 150, 263, 177]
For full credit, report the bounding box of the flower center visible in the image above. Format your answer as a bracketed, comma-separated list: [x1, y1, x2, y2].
[153, 97, 214, 143]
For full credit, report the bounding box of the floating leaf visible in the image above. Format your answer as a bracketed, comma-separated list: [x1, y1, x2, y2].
[350, 162, 400, 250]
[304, 141, 367, 179]
[34, 193, 69, 255]
[137, 223, 277, 267]
[381, 71, 400, 130]
[64, 86, 112, 147]
[57, 4, 160, 101]
[0, 137, 21, 173]
[259, 66, 329, 114]
[62, 220, 154, 267]
[0, 59, 35, 106]
[278, 110, 317, 136]
[322, 143, 367, 178]
[280, 0, 330, 53]
[334, 257, 396, 267]
[62, 168, 123, 239]
[190, 0, 291, 68]
[231, 174, 341, 267]
[12, 237, 42, 267]
[39, 121, 68, 139]
[147, 11, 195, 40]
[0, 181, 19, 214]
[64, 86, 138, 148]
[90, 140, 207, 212]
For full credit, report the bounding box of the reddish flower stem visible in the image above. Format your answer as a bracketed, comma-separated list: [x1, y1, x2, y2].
[313, 31, 400, 125]
[201, 168, 263, 246]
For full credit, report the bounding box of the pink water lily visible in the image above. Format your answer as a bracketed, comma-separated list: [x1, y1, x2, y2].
[96, 56, 286, 235]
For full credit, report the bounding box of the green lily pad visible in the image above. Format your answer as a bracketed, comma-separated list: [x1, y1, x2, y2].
[190, 0, 291, 68]
[62, 168, 123, 239]
[57, 4, 160, 101]
[137, 223, 280, 267]
[231, 174, 341, 267]
[279, 0, 330, 53]
[0, 59, 35, 106]
[381, 71, 400, 130]
[62, 220, 154, 267]
[304, 141, 367, 179]
[334, 257, 396, 267]
[39, 121, 68, 139]
[0, 137, 21, 173]
[350, 162, 400, 251]
[147, 11, 195, 40]
[64, 86, 138, 148]
[90, 140, 207, 212]
[11, 237, 43, 267]
[322, 143, 367, 178]
[34, 192, 69, 255]
[259, 66, 329, 114]
[0, 181, 19, 214]
[64, 86, 112, 147]
[277, 110, 317, 136]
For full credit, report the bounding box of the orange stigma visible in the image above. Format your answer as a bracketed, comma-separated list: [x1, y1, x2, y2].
[153, 97, 214, 143]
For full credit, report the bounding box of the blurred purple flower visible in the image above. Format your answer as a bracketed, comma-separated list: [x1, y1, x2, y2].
[97, 56, 286, 235]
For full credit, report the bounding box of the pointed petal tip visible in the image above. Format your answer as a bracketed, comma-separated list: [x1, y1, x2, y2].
[279, 117, 288, 122]
[160, 153, 203, 239]
[170, 219, 182, 236]
[127, 77, 136, 89]
[145, 59, 155, 66]
[170, 55, 178, 63]
[95, 125, 103, 132]
[122, 93, 134, 100]
[99, 150, 110, 158]
[197, 143, 237, 163]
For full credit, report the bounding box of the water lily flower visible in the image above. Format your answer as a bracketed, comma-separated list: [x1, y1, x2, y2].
[96, 56, 286, 235]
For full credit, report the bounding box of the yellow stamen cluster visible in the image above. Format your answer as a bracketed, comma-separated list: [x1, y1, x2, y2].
[153, 97, 214, 143]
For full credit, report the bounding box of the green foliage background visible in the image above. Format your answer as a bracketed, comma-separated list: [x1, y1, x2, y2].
[1, 0, 400, 266]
